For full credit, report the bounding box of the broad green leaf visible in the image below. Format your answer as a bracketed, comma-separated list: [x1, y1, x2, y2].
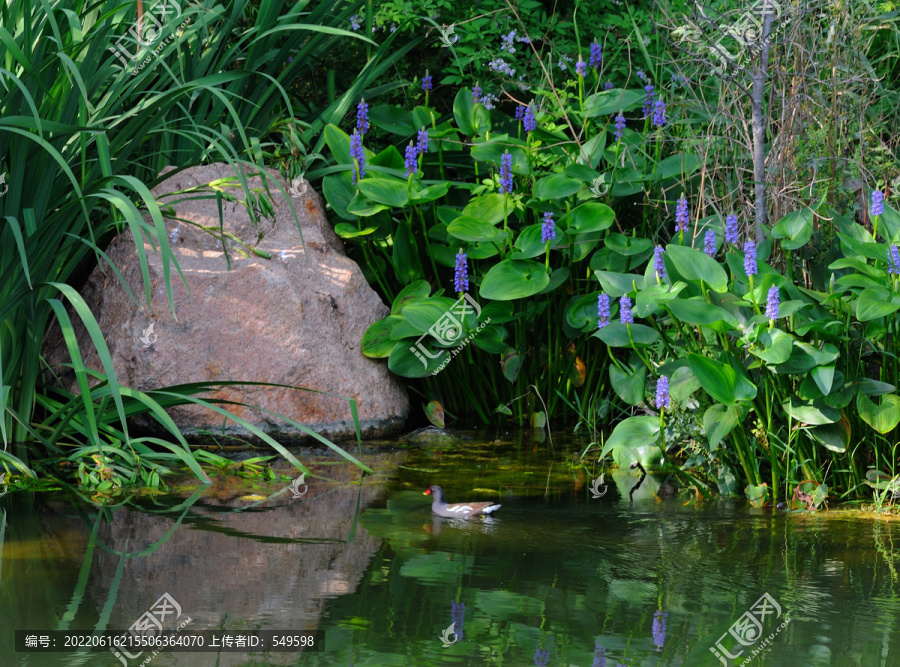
[411, 181, 450, 204]
[811, 364, 836, 396]
[566, 291, 601, 331]
[666, 298, 737, 331]
[453, 87, 477, 136]
[783, 397, 840, 425]
[480, 260, 550, 300]
[323, 123, 352, 164]
[334, 222, 379, 237]
[748, 328, 793, 364]
[594, 270, 645, 297]
[534, 174, 583, 200]
[609, 363, 646, 405]
[857, 393, 900, 434]
[345, 193, 388, 217]
[471, 325, 509, 353]
[401, 297, 465, 335]
[322, 173, 356, 221]
[470, 139, 529, 174]
[644, 153, 701, 181]
[388, 341, 447, 377]
[463, 194, 508, 224]
[605, 233, 653, 256]
[358, 178, 409, 208]
[634, 283, 686, 318]
[593, 323, 659, 347]
[361, 316, 403, 358]
[370, 105, 414, 135]
[600, 416, 661, 468]
[704, 404, 739, 448]
[424, 400, 445, 428]
[808, 419, 850, 453]
[565, 202, 615, 234]
[665, 244, 728, 292]
[745, 483, 769, 507]
[501, 348, 522, 382]
[771, 207, 814, 250]
[447, 216, 507, 243]
[583, 88, 645, 116]
[857, 288, 900, 321]
[511, 224, 562, 258]
[670, 366, 701, 404]
[391, 280, 432, 315]
[688, 354, 757, 406]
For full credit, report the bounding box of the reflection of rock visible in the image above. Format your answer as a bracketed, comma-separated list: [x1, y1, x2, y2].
[74, 454, 404, 666]
[405, 427, 467, 447]
[41, 163, 409, 444]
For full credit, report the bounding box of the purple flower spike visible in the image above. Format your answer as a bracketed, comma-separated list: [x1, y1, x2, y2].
[675, 195, 689, 233]
[356, 99, 369, 135]
[652, 99, 667, 128]
[472, 84, 482, 103]
[619, 296, 633, 324]
[653, 610, 668, 650]
[889, 245, 900, 274]
[499, 150, 513, 194]
[349, 129, 365, 184]
[604, 81, 614, 90]
[542, 211, 556, 243]
[598, 293, 610, 329]
[515, 106, 525, 122]
[654, 245, 667, 280]
[576, 59, 587, 77]
[417, 127, 429, 154]
[725, 214, 739, 244]
[744, 240, 758, 276]
[614, 112, 626, 141]
[404, 142, 418, 177]
[704, 229, 716, 257]
[766, 285, 780, 320]
[655, 376, 670, 410]
[872, 190, 885, 217]
[534, 647, 550, 667]
[454, 251, 468, 293]
[589, 41, 602, 68]
[451, 601, 465, 640]
[422, 74, 432, 91]
[523, 103, 537, 132]
[643, 84, 655, 117]
[593, 643, 607, 667]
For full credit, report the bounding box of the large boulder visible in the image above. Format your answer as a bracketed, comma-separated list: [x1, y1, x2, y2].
[42, 163, 408, 443]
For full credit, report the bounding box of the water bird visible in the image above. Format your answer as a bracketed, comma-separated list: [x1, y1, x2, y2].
[423, 485, 501, 518]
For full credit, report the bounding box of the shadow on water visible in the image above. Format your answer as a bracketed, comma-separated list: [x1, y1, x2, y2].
[2, 432, 900, 665]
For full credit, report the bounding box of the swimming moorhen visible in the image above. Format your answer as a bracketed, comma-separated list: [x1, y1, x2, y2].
[424, 485, 501, 518]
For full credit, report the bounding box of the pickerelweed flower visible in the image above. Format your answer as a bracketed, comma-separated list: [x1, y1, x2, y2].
[598, 293, 610, 329]
[589, 40, 602, 68]
[653, 610, 668, 651]
[889, 245, 900, 274]
[499, 150, 514, 194]
[480, 93, 498, 110]
[614, 112, 626, 141]
[655, 376, 670, 410]
[422, 74, 432, 91]
[416, 127, 429, 154]
[356, 99, 369, 135]
[534, 647, 550, 667]
[472, 84, 482, 103]
[576, 59, 587, 77]
[704, 229, 716, 257]
[654, 245, 667, 280]
[523, 103, 537, 132]
[604, 81, 614, 90]
[350, 14, 361, 31]
[349, 129, 365, 184]
[404, 142, 418, 177]
[515, 105, 525, 122]
[652, 99, 667, 127]
[725, 214, 739, 244]
[744, 240, 758, 276]
[872, 190, 885, 217]
[451, 601, 465, 641]
[643, 84, 655, 117]
[592, 644, 607, 667]
[454, 251, 468, 293]
[766, 285, 780, 321]
[637, 69, 646, 80]
[542, 211, 556, 243]
[558, 54, 573, 71]
[675, 195, 689, 233]
[620, 295, 634, 324]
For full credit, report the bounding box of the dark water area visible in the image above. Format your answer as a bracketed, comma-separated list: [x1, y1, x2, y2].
[0, 432, 897, 666]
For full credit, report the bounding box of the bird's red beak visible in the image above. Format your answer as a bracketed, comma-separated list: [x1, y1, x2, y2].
[423, 488, 432, 496]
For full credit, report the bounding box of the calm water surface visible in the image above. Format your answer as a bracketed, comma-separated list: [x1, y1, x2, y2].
[0, 433, 897, 666]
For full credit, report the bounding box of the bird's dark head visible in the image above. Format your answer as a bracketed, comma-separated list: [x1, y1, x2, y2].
[424, 485, 442, 497]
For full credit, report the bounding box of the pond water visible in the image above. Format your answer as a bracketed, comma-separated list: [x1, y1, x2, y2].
[1, 432, 898, 666]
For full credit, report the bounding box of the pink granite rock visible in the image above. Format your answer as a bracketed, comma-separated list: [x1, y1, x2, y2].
[42, 163, 408, 443]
